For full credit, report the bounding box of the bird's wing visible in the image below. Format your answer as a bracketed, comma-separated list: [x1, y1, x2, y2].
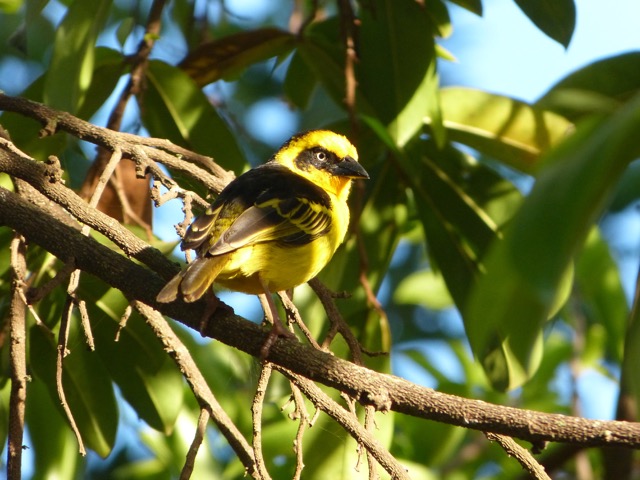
[181, 205, 223, 251]
[208, 193, 333, 256]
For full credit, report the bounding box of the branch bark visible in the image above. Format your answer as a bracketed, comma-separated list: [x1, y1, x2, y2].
[1, 183, 640, 451]
[7, 235, 28, 479]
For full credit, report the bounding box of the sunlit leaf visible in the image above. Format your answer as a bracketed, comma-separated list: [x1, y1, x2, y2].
[464, 92, 640, 389]
[179, 28, 296, 86]
[514, 0, 575, 48]
[143, 60, 245, 173]
[538, 52, 640, 120]
[43, 0, 112, 113]
[77, 47, 127, 120]
[426, 87, 573, 173]
[395, 269, 454, 310]
[0, 0, 23, 13]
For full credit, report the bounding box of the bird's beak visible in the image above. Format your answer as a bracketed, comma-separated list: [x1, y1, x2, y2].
[333, 156, 369, 179]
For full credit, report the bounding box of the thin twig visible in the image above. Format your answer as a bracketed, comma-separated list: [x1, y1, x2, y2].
[57, 293, 86, 455]
[107, 170, 153, 236]
[251, 363, 273, 480]
[26, 260, 76, 304]
[277, 291, 321, 349]
[289, 382, 310, 479]
[486, 432, 551, 480]
[365, 405, 379, 480]
[77, 300, 95, 351]
[88, 148, 123, 209]
[80, 0, 166, 223]
[7, 235, 28, 479]
[308, 278, 365, 363]
[179, 408, 210, 480]
[115, 304, 133, 342]
[280, 367, 411, 480]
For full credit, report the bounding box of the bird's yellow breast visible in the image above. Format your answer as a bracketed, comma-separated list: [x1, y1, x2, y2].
[215, 191, 349, 294]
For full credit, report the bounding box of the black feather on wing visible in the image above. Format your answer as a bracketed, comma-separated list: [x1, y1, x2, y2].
[182, 163, 333, 256]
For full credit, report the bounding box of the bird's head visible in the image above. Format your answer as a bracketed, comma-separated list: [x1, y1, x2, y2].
[273, 130, 369, 199]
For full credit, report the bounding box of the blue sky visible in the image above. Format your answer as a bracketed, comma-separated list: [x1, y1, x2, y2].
[439, 0, 640, 102]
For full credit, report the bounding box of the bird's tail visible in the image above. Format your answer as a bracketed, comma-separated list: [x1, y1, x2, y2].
[156, 256, 228, 303]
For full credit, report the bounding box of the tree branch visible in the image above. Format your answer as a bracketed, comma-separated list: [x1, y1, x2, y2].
[0, 93, 233, 192]
[7, 235, 28, 479]
[486, 433, 550, 480]
[133, 301, 257, 477]
[2, 184, 640, 451]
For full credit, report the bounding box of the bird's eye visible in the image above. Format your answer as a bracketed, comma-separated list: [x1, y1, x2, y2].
[315, 150, 327, 162]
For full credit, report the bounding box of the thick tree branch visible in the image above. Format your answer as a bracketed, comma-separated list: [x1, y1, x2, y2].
[0, 141, 176, 277]
[2, 185, 640, 451]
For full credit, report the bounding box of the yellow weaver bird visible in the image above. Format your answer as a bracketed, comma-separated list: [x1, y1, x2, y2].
[157, 130, 368, 353]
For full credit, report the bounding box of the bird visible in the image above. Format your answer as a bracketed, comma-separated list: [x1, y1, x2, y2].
[156, 130, 369, 355]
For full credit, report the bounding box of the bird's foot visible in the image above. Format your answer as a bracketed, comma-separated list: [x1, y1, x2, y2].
[198, 291, 220, 337]
[260, 318, 295, 359]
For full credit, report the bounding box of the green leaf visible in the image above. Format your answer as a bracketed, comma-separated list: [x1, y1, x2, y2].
[424, 0, 453, 38]
[464, 92, 640, 389]
[0, 382, 8, 449]
[179, 28, 296, 86]
[400, 139, 520, 311]
[29, 322, 118, 457]
[448, 0, 482, 16]
[0, 0, 23, 13]
[44, 0, 112, 113]
[296, 19, 374, 116]
[620, 276, 640, 419]
[283, 51, 317, 109]
[575, 229, 628, 362]
[83, 286, 184, 434]
[395, 269, 454, 310]
[514, 0, 576, 48]
[115, 17, 136, 49]
[77, 47, 127, 120]
[26, 379, 83, 480]
[538, 52, 640, 120]
[610, 160, 640, 211]
[427, 88, 573, 174]
[143, 60, 245, 173]
[358, 0, 441, 147]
